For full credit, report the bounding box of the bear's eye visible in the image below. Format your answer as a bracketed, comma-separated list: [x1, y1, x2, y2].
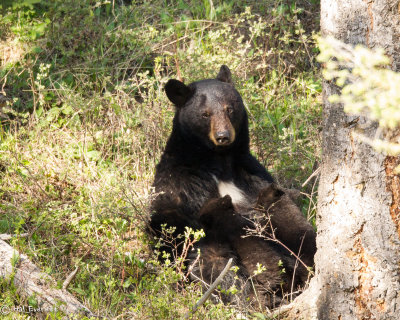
[227, 107, 234, 114]
[202, 112, 210, 119]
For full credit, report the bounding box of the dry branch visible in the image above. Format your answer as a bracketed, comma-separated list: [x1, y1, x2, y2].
[0, 239, 93, 317]
[62, 266, 79, 290]
[301, 167, 321, 188]
[184, 258, 233, 319]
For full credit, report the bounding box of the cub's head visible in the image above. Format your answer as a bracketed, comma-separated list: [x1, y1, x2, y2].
[165, 65, 247, 150]
[199, 195, 252, 237]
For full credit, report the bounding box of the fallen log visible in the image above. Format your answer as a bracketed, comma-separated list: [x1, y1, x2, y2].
[0, 233, 29, 241]
[0, 239, 94, 318]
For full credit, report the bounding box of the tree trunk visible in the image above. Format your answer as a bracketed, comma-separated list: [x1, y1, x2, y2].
[289, 1, 400, 319]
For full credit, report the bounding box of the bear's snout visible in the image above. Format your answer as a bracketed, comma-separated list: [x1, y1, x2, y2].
[215, 130, 231, 145]
[209, 114, 236, 147]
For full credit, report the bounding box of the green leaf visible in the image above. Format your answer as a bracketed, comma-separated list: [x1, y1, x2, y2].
[86, 150, 101, 162]
[252, 312, 267, 319]
[61, 104, 74, 115]
[123, 277, 133, 288]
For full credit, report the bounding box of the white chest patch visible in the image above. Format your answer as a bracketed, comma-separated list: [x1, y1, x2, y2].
[212, 176, 246, 205]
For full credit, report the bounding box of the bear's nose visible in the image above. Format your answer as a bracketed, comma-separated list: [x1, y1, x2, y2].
[215, 131, 231, 145]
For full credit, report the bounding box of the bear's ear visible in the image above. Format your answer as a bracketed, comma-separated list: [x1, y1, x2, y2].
[216, 65, 232, 84]
[165, 79, 193, 107]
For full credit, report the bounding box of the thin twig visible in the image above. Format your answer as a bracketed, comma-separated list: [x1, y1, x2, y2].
[62, 266, 79, 290]
[185, 253, 200, 281]
[120, 186, 152, 232]
[305, 168, 319, 222]
[302, 167, 321, 188]
[188, 271, 210, 289]
[252, 203, 313, 274]
[290, 234, 306, 301]
[267, 231, 312, 274]
[184, 258, 233, 319]
[267, 302, 294, 318]
[10, 151, 52, 200]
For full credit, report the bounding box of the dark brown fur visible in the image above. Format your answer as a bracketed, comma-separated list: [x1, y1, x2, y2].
[196, 193, 311, 308]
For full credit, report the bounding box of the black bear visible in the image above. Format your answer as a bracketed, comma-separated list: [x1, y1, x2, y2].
[255, 183, 316, 268]
[149, 65, 316, 307]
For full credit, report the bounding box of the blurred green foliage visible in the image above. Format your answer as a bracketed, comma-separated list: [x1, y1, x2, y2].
[318, 37, 400, 161]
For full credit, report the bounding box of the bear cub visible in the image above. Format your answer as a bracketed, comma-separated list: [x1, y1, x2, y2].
[149, 65, 316, 308]
[197, 192, 310, 307]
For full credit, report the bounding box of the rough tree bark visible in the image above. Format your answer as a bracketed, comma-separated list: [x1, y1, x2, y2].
[288, 1, 400, 319]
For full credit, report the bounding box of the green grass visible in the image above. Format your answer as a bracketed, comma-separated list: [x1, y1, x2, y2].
[0, 0, 321, 318]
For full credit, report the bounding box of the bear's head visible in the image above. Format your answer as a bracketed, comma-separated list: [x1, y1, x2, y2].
[199, 195, 253, 238]
[165, 66, 248, 151]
